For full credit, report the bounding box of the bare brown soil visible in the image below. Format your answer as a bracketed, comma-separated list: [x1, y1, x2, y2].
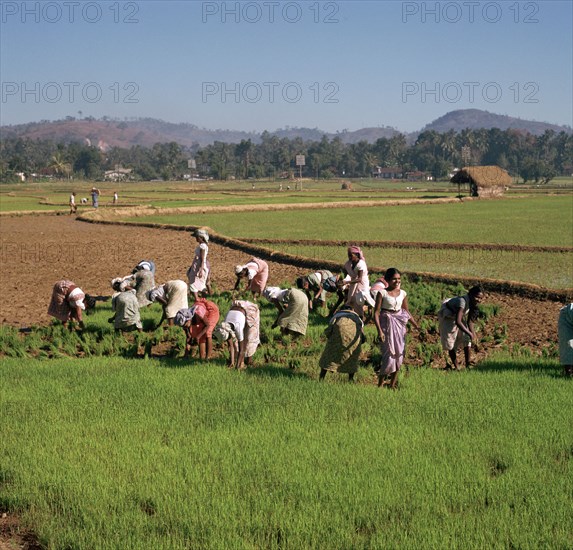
[0, 513, 41, 550]
[0, 214, 564, 350]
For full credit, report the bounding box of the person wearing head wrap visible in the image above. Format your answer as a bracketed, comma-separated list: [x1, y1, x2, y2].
[269, 288, 309, 337]
[111, 276, 133, 293]
[90, 187, 100, 208]
[132, 268, 155, 308]
[263, 286, 288, 305]
[114, 264, 155, 307]
[233, 257, 269, 299]
[47, 279, 95, 330]
[340, 245, 375, 319]
[146, 280, 189, 327]
[319, 307, 365, 382]
[213, 300, 260, 369]
[175, 298, 220, 360]
[133, 260, 156, 275]
[187, 229, 211, 300]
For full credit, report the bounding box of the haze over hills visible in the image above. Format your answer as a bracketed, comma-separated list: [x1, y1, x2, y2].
[1, 110, 570, 150]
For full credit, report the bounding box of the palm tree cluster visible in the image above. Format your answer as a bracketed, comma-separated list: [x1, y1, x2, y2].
[1, 128, 570, 183]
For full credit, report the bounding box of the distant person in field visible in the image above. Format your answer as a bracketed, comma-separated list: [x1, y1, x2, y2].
[109, 281, 142, 333]
[113, 191, 118, 204]
[264, 287, 309, 337]
[175, 298, 220, 360]
[339, 246, 375, 319]
[438, 286, 484, 370]
[558, 302, 573, 377]
[90, 187, 100, 208]
[187, 229, 211, 300]
[373, 268, 418, 389]
[213, 300, 260, 370]
[319, 306, 365, 382]
[147, 280, 189, 327]
[48, 279, 95, 330]
[69, 192, 77, 214]
[296, 269, 340, 312]
[234, 257, 269, 299]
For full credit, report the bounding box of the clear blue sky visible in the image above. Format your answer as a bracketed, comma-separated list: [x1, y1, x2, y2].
[1, 0, 571, 133]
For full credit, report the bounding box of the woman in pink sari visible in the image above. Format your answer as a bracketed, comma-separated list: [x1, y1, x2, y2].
[234, 257, 269, 299]
[373, 268, 418, 389]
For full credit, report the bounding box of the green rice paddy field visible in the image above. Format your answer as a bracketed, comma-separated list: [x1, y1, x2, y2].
[133, 195, 572, 247]
[125, 195, 573, 289]
[1, 353, 572, 549]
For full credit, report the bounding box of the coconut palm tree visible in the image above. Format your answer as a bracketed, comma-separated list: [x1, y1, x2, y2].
[50, 153, 72, 180]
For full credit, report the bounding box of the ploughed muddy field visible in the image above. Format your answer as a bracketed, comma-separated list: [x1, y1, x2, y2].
[0, 214, 564, 357]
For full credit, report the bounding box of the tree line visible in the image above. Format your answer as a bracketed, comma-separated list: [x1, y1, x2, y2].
[1, 128, 571, 184]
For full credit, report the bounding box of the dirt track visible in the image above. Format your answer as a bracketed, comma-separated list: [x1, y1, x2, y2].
[0, 214, 565, 353]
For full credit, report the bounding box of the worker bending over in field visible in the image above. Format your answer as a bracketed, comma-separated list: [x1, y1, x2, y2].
[438, 286, 484, 370]
[175, 298, 220, 360]
[319, 306, 365, 382]
[234, 257, 269, 300]
[48, 279, 96, 331]
[213, 300, 260, 370]
[147, 280, 189, 327]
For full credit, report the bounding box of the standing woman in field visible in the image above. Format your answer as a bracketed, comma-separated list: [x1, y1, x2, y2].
[234, 257, 269, 299]
[438, 286, 484, 370]
[69, 192, 77, 214]
[48, 279, 96, 330]
[187, 229, 211, 299]
[90, 187, 100, 208]
[147, 280, 189, 327]
[340, 246, 375, 319]
[373, 268, 418, 389]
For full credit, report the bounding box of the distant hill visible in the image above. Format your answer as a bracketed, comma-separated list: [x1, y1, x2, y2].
[0, 118, 258, 150]
[421, 109, 571, 135]
[1, 110, 570, 150]
[271, 126, 401, 143]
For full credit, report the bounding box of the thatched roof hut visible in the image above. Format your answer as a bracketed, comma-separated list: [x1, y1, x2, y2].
[450, 166, 512, 197]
